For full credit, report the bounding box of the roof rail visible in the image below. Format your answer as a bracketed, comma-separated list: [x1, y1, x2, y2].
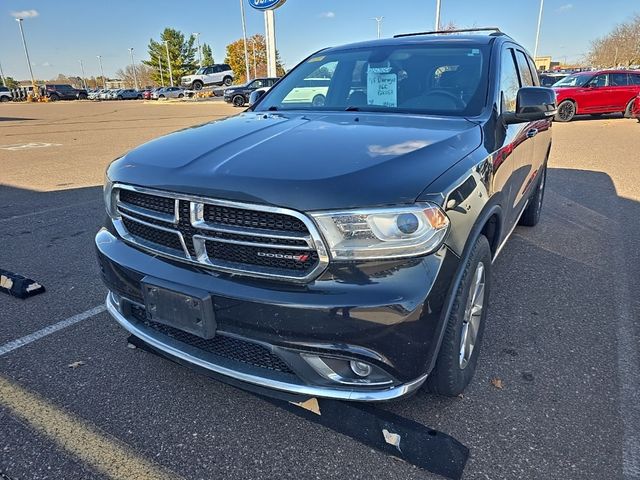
[394, 27, 503, 38]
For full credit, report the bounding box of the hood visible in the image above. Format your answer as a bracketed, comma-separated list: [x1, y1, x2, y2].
[108, 111, 482, 211]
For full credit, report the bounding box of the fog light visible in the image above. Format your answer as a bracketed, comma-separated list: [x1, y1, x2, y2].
[350, 360, 372, 377]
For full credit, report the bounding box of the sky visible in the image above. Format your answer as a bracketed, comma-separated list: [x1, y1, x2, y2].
[1, 0, 638, 81]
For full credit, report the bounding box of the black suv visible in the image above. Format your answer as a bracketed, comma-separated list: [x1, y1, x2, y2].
[44, 84, 88, 101]
[224, 77, 280, 107]
[97, 29, 555, 401]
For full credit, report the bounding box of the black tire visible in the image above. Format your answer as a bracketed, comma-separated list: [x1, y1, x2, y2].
[623, 99, 635, 118]
[178, 93, 184, 98]
[426, 235, 492, 396]
[117, 95, 123, 100]
[0, 96, 10, 103]
[49, 94, 59, 102]
[519, 164, 547, 227]
[555, 100, 575, 122]
[192, 81, 204, 91]
[232, 94, 245, 107]
[137, 95, 142, 100]
[223, 76, 233, 87]
[78, 94, 87, 100]
[159, 94, 165, 99]
[312, 94, 326, 107]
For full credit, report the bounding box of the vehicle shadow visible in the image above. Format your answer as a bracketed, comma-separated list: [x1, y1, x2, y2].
[383, 166, 639, 479]
[569, 112, 628, 122]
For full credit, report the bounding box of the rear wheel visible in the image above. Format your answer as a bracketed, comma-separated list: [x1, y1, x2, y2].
[49, 93, 59, 102]
[232, 95, 245, 107]
[519, 164, 547, 227]
[555, 100, 575, 122]
[312, 94, 326, 107]
[192, 81, 204, 91]
[0, 96, 9, 102]
[223, 76, 233, 87]
[624, 99, 635, 118]
[426, 235, 492, 396]
[178, 93, 184, 98]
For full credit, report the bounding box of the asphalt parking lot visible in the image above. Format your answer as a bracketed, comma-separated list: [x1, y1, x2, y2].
[1, 101, 639, 480]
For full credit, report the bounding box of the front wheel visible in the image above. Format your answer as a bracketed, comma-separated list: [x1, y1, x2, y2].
[232, 95, 245, 107]
[555, 100, 576, 122]
[519, 164, 547, 227]
[178, 93, 184, 98]
[192, 81, 203, 91]
[0, 96, 10, 103]
[223, 76, 233, 87]
[426, 235, 492, 396]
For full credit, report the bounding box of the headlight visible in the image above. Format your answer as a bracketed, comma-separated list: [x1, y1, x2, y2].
[311, 204, 449, 260]
[103, 174, 117, 218]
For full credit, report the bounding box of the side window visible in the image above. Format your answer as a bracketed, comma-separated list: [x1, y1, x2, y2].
[610, 73, 629, 86]
[525, 55, 540, 86]
[500, 48, 520, 113]
[630, 74, 640, 86]
[588, 74, 608, 87]
[515, 51, 534, 87]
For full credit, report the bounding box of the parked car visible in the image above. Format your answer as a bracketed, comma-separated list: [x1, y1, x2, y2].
[43, 84, 88, 101]
[97, 29, 555, 401]
[553, 69, 640, 121]
[181, 64, 234, 90]
[280, 78, 330, 106]
[224, 77, 279, 107]
[152, 86, 185, 99]
[117, 89, 143, 100]
[143, 88, 158, 100]
[539, 72, 568, 87]
[0, 86, 11, 102]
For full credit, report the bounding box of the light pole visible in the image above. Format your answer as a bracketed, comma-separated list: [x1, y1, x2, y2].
[128, 48, 139, 90]
[434, 0, 442, 30]
[164, 40, 174, 86]
[533, 0, 544, 60]
[97, 55, 106, 89]
[240, 0, 251, 82]
[0, 59, 6, 87]
[193, 32, 202, 67]
[372, 17, 383, 39]
[158, 56, 165, 87]
[78, 60, 87, 89]
[16, 18, 37, 92]
[252, 38, 257, 79]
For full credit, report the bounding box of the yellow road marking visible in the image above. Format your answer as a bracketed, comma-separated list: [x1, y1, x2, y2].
[0, 375, 182, 480]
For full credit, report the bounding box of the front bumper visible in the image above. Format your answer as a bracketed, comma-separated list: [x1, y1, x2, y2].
[96, 228, 458, 401]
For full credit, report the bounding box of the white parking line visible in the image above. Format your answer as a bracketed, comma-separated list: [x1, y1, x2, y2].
[0, 305, 106, 357]
[0, 142, 62, 151]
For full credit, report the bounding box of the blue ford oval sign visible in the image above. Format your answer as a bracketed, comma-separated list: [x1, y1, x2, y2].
[248, 0, 286, 10]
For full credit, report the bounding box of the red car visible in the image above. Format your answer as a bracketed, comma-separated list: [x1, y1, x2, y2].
[553, 70, 640, 121]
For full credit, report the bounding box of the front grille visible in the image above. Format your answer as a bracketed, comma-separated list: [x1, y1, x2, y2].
[130, 305, 293, 374]
[119, 189, 175, 216]
[114, 186, 326, 281]
[203, 204, 308, 232]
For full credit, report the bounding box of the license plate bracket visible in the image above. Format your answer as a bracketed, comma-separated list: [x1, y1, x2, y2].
[141, 277, 216, 339]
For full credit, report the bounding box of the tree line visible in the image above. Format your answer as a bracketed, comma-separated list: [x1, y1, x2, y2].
[588, 14, 640, 67]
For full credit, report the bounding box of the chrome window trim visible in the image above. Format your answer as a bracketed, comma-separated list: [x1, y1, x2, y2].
[110, 183, 330, 283]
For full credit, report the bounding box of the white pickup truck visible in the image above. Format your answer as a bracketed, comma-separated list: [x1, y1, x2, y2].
[0, 86, 12, 102]
[181, 64, 234, 90]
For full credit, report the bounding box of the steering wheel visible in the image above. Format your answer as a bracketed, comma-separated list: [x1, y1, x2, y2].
[421, 89, 466, 109]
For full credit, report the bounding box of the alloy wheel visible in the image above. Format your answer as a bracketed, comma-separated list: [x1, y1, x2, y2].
[459, 261, 486, 369]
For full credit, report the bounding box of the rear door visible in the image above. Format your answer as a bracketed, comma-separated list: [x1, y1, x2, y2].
[609, 73, 636, 111]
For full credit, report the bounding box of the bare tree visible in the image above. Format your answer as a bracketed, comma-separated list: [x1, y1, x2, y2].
[116, 64, 157, 88]
[588, 14, 640, 67]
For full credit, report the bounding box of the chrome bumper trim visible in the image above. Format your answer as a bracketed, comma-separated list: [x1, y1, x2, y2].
[106, 292, 427, 402]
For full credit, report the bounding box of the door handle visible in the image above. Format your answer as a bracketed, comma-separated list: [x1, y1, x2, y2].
[526, 128, 538, 138]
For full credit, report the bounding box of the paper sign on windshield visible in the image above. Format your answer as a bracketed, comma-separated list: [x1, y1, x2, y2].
[367, 69, 397, 107]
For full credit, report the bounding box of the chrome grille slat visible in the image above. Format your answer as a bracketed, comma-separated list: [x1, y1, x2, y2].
[111, 184, 329, 283]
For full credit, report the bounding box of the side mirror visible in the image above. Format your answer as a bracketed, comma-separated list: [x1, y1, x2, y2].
[504, 87, 557, 124]
[248, 89, 266, 107]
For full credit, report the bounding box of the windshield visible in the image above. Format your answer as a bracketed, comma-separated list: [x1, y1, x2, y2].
[553, 73, 591, 87]
[194, 67, 206, 75]
[254, 44, 490, 116]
